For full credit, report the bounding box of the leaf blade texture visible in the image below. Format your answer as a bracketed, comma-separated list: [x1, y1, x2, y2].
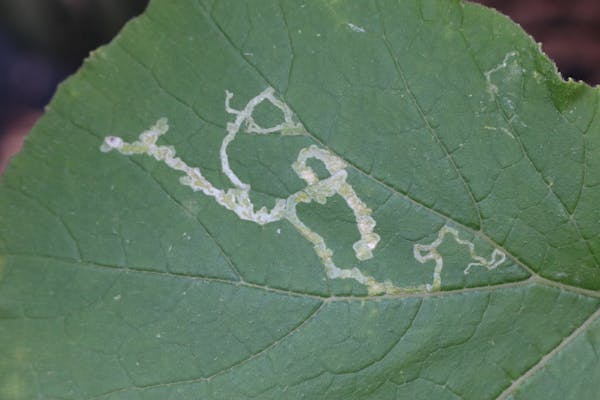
[1, 0, 600, 399]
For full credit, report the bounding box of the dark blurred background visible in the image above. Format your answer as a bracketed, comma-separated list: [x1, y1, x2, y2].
[0, 0, 599, 174]
[0, 0, 149, 173]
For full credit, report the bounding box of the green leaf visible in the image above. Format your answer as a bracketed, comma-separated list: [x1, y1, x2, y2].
[1, 0, 600, 398]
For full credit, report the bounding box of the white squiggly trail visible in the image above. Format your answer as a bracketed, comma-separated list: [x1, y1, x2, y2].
[414, 225, 506, 292]
[101, 87, 401, 295]
[100, 87, 505, 295]
[484, 51, 518, 98]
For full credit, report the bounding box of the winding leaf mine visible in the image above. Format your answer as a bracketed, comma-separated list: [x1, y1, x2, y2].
[101, 87, 506, 295]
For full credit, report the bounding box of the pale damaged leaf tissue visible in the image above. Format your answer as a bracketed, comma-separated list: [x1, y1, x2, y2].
[1, 0, 600, 399]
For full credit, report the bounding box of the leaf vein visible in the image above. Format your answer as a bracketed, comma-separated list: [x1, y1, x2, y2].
[495, 305, 600, 399]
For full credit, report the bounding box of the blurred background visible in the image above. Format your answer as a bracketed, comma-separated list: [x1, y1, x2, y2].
[0, 0, 599, 174]
[0, 0, 148, 174]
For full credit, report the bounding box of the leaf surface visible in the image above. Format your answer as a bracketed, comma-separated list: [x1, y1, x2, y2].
[1, 0, 600, 399]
